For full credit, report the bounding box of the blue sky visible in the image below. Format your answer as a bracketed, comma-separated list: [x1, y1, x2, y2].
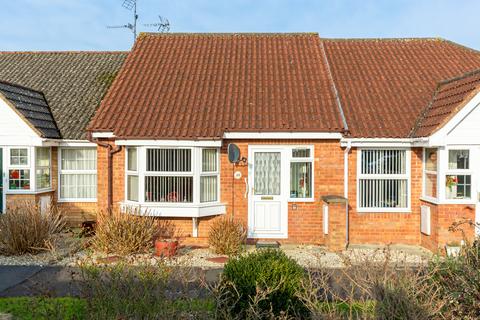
[1, 0, 479, 51]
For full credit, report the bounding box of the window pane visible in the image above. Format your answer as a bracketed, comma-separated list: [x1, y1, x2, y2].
[127, 175, 139, 201]
[290, 162, 312, 198]
[146, 149, 191, 172]
[36, 168, 51, 189]
[10, 148, 28, 166]
[201, 176, 218, 202]
[446, 175, 471, 199]
[145, 176, 193, 202]
[202, 149, 217, 172]
[425, 173, 437, 198]
[36, 147, 50, 167]
[254, 152, 281, 195]
[60, 174, 97, 199]
[361, 150, 406, 175]
[9, 169, 30, 190]
[448, 150, 469, 170]
[292, 148, 310, 158]
[61, 149, 96, 170]
[127, 148, 137, 171]
[425, 148, 437, 171]
[359, 179, 408, 208]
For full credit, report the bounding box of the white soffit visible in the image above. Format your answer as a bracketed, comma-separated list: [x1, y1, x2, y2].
[115, 140, 222, 147]
[223, 132, 342, 139]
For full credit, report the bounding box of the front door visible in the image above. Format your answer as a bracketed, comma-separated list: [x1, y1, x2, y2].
[0, 148, 3, 213]
[248, 147, 288, 238]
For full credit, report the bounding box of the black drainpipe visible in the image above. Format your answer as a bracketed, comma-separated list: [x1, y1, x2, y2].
[87, 132, 122, 212]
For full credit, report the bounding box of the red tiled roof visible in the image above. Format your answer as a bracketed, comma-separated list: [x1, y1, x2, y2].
[322, 38, 480, 138]
[88, 33, 345, 139]
[411, 69, 480, 137]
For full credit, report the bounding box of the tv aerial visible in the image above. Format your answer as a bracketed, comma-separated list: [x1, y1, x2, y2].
[144, 16, 170, 33]
[107, 0, 170, 43]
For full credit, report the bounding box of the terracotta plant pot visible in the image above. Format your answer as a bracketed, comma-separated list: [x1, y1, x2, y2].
[155, 239, 179, 257]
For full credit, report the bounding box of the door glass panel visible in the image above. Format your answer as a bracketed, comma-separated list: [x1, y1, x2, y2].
[254, 152, 281, 195]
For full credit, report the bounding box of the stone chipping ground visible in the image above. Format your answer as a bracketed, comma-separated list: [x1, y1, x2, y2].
[0, 232, 433, 269]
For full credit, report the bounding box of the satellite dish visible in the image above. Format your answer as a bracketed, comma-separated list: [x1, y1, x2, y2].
[228, 144, 241, 163]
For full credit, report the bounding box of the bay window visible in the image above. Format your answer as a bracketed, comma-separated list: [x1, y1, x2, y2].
[127, 147, 220, 205]
[446, 149, 471, 199]
[59, 148, 97, 201]
[358, 149, 410, 211]
[289, 147, 313, 199]
[423, 148, 437, 199]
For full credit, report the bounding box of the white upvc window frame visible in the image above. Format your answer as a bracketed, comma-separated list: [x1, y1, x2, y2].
[125, 146, 221, 206]
[288, 146, 315, 202]
[58, 147, 97, 203]
[35, 147, 52, 191]
[200, 148, 220, 203]
[357, 148, 411, 213]
[7, 147, 32, 192]
[421, 148, 438, 203]
[126, 147, 139, 202]
[443, 147, 474, 202]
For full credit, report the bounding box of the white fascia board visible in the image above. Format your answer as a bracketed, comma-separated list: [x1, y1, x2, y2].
[58, 140, 97, 147]
[223, 132, 342, 139]
[340, 138, 428, 148]
[91, 132, 116, 138]
[116, 139, 222, 147]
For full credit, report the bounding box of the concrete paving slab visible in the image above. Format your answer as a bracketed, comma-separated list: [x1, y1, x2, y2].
[0, 266, 43, 293]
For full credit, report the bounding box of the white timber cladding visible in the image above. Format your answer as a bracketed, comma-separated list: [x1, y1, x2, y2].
[0, 96, 44, 146]
[122, 146, 225, 218]
[357, 148, 411, 212]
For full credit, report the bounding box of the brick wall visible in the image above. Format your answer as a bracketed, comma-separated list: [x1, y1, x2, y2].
[95, 141, 476, 250]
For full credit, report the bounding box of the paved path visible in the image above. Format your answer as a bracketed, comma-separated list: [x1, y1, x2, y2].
[0, 266, 223, 297]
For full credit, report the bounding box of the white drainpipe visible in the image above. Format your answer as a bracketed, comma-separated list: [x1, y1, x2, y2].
[344, 141, 352, 247]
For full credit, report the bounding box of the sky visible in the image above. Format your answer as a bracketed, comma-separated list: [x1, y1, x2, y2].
[1, 0, 479, 51]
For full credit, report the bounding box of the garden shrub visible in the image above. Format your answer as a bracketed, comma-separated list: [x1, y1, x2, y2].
[429, 239, 480, 319]
[208, 216, 246, 256]
[79, 261, 214, 319]
[93, 207, 158, 255]
[218, 249, 308, 318]
[0, 202, 65, 255]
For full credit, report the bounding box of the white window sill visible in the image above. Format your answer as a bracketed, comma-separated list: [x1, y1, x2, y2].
[120, 201, 226, 218]
[58, 198, 97, 203]
[357, 207, 411, 213]
[5, 188, 54, 195]
[420, 197, 439, 205]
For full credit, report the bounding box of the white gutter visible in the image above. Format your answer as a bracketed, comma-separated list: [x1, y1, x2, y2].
[340, 137, 429, 147]
[223, 132, 342, 139]
[116, 139, 222, 147]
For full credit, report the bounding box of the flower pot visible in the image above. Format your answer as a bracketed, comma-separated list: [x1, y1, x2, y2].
[445, 245, 461, 257]
[155, 239, 179, 257]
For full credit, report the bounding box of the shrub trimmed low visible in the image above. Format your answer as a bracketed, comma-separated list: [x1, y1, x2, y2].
[218, 249, 307, 318]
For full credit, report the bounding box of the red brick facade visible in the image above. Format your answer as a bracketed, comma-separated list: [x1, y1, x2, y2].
[4, 142, 469, 252]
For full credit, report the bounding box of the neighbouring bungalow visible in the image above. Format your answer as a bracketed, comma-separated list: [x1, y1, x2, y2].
[0, 51, 127, 224]
[2, 33, 480, 252]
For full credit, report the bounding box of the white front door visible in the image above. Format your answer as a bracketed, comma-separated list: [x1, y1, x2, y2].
[248, 147, 288, 238]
